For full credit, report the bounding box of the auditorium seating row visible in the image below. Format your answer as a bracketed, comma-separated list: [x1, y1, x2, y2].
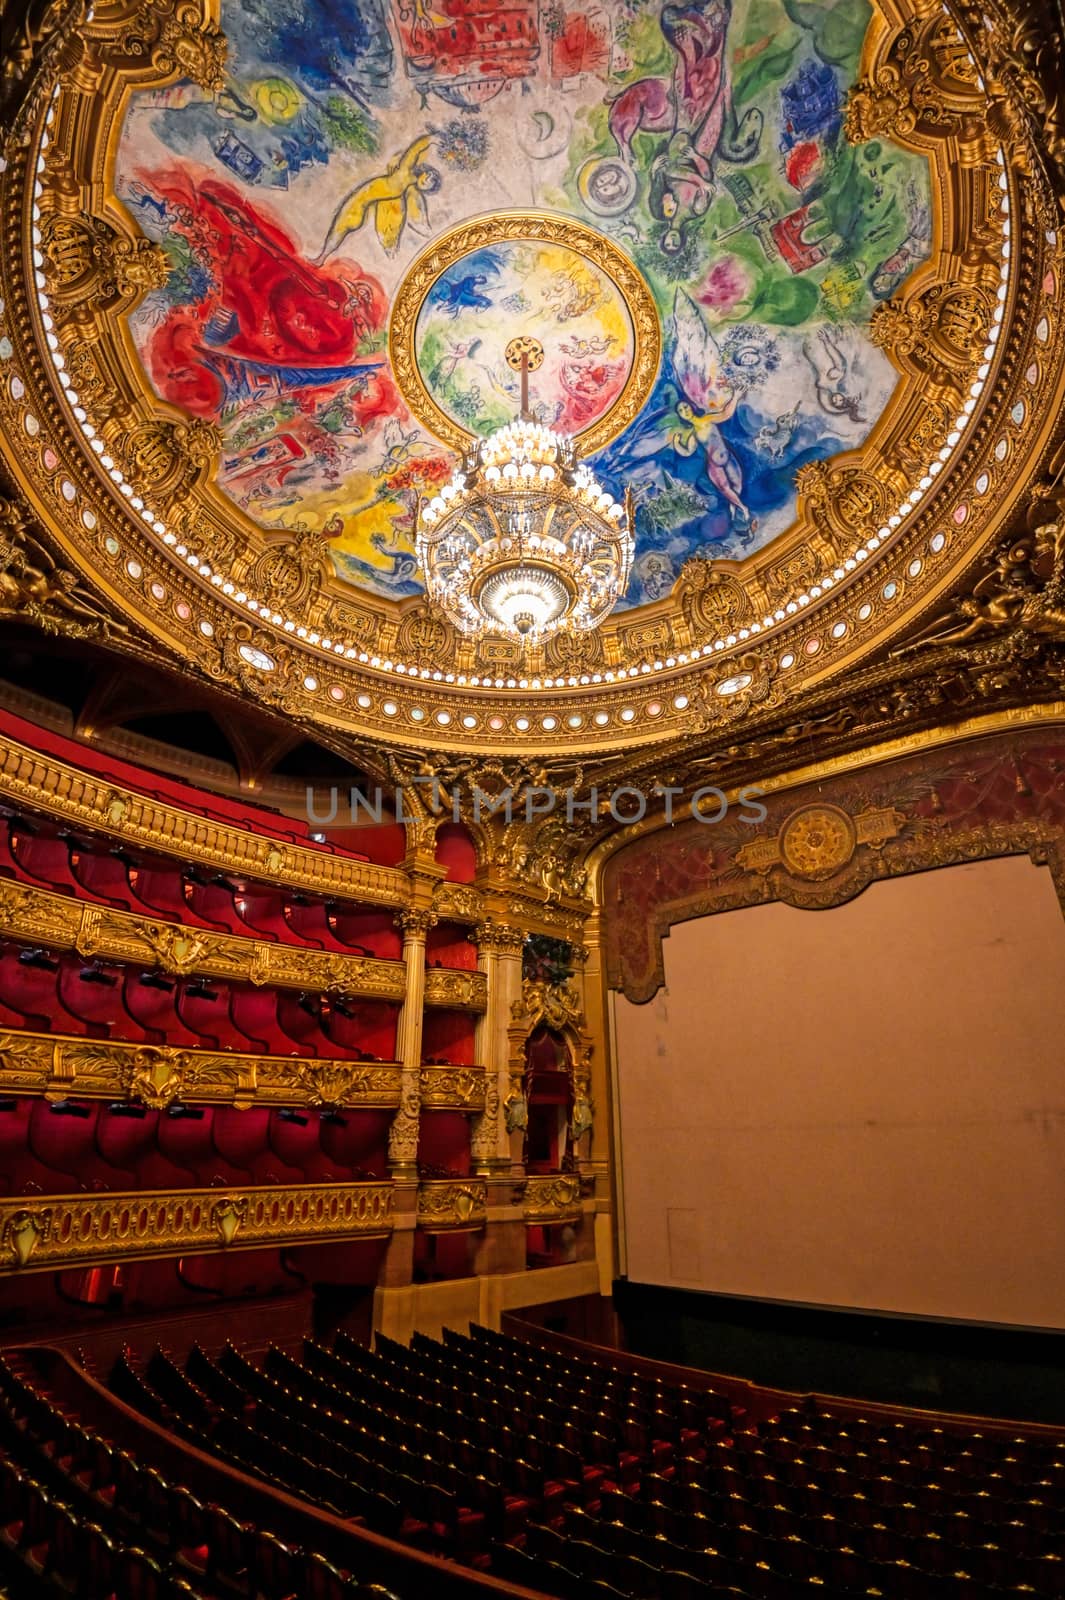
[0, 810, 401, 955]
[0, 940, 399, 1057]
[0, 1351, 402, 1599]
[108, 1325, 1065, 1600]
[0, 1096, 389, 1193]
[0, 706, 354, 856]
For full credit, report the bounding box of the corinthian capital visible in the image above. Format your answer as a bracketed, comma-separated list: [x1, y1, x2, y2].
[394, 907, 438, 940]
[473, 919, 526, 955]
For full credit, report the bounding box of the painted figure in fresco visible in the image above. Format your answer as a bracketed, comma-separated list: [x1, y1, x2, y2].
[316, 136, 441, 260]
[436, 273, 494, 316]
[669, 289, 753, 531]
[871, 178, 933, 300]
[802, 326, 865, 422]
[371, 418, 435, 478]
[580, 0, 761, 250]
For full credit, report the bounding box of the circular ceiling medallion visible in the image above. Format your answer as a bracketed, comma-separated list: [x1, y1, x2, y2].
[390, 212, 661, 456]
[779, 805, 857, 880]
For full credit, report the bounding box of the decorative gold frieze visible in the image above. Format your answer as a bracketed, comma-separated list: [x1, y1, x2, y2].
[416, 1178, 487, 1231]
[0, 732, 408, 907]
[735, 804, 906, 881]
[0, 1030, 402, 1111]
[418, 1065, 486, 1112]
[0, 880, 407, 999]
[0, 1182, 394, 1275]
[522, 1174, 583, 1226]
[422, 967, 486, 1012]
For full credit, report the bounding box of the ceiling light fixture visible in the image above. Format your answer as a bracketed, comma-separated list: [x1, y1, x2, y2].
[417, 336, 634, 644]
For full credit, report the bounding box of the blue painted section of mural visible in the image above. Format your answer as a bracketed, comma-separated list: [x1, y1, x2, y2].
[115, 0, 931, 611]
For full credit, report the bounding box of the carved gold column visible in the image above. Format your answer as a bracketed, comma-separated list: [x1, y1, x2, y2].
[470, 920, 526, 1176]
[468, 920, 527, 1276]
[579, 913, 614, 1291]
[388, 906, 438, 1180]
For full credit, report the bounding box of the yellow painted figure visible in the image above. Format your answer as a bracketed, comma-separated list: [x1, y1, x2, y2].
[316, 136, 440, 260]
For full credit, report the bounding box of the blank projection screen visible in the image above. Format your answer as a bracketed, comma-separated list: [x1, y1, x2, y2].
[613, 855, 1065, 1329]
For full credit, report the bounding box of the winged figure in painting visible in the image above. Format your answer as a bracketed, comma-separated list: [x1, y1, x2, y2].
[315, 136, 441, 260]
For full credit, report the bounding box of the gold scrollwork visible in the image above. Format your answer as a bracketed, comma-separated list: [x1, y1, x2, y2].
[522, 1174, 583, 1225]
[416, 1178, 487, 1230]
[418, 1064, 486, 1111]
[423, 967, 487, 1012]
[0, 730, 408, 906]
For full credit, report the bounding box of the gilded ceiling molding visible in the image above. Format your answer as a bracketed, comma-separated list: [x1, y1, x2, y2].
[0, 878, 407, 998]
[0, 0, 1060, 752]
[389, 212, 662, 457]
[0, 1181, 394, 1274]
[601, 726, 1065, 1002]
[0, 1028, 402, 1110]
[0, 726, 409, 904]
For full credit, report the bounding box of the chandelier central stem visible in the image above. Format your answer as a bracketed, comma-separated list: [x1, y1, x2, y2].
[416, 333, 634, 645]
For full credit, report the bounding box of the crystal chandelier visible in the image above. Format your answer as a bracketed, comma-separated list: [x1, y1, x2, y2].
[417, 338, 634, 643]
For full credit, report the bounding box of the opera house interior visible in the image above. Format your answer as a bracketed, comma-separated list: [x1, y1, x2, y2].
[1, 0, 1064, 1594]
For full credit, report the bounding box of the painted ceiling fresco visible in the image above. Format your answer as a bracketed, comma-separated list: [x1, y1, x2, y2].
[114, 0, 932, 610]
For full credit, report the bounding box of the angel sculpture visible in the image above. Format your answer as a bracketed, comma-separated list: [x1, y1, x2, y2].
[315, 136, 440, 261]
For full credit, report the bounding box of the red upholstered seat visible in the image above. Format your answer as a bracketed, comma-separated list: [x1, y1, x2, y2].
[176, 979, 249, 1049]
[274, 993, 330, 1057]
[121, 971, 201, 1048]
[95, 1105, 160, 1175]
[183, 876, 248, 935]
[283, 899, 352, 953]
[69, 849, 139, 910]
[8, 824, 84, 897]
[0, 1097, 59, 1194]
[126, 862, 215, 928]
[229, 985, 302, 1056]
[28, 1098, 135, 1192]
[212, 1106, 303, 1184]
[156, 1105, 231, 1183]
[55, 958, 126, 1039]
[268, 1108, 338, 1182]
[330, 906, 401, 958]
[233, 888, 292, 944]
[0, 946, 91, 1034]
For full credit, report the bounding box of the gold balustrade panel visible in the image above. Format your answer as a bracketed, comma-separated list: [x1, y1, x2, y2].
[0, 1030, 402, 1110]
[0, 1182, 395, 1273]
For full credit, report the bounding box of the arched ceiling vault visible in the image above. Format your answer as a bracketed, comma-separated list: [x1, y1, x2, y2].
[0, 0, 1063, 806]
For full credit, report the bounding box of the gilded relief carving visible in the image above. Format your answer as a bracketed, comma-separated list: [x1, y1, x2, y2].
[0, 1028, 402, 1111]
[0, 879, 406, 998]
[0, 1182, 394, 1274]
[604, 729, 1065, 1002]
[416, 1179, 487, 1230]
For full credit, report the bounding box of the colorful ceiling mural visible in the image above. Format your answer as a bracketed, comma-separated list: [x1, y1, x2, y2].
[114, 0, 932, 610]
